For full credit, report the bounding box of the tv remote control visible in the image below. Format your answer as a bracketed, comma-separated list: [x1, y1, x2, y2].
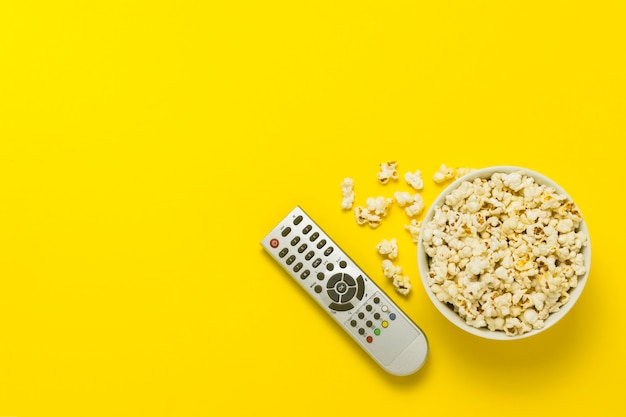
[261, 206, 428, 376]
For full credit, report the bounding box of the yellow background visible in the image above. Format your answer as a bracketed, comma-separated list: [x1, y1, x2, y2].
[1, 1, 625, 415]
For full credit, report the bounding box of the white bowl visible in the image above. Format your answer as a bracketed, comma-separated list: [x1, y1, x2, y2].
[417, 166, 591, 340]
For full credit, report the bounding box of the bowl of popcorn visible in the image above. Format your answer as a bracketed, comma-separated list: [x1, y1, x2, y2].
[417, 166, 591, 340]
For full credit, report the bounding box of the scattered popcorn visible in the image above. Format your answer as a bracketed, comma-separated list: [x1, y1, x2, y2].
[404, 170, 424, 190]
[377, 161, 399, 184]
[433, 164, 455, 184]
[366, 196, 393, 216]
[353, 196, 393, 228]
[404, 219, 422, 243]
[354, 206, 381, 228]
[393, 191, 414, 207]
[393, 274, 412, 295]
[340, 177, 355, 210]
[422, 171, 588, 336]
[376, 238, 398, 260]
[382, 259, 402, 279]
[405, 194, 425, 218]
[455, 167, 476, 179]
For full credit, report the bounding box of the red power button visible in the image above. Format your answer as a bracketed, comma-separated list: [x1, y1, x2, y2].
[270, 238, 279, 248]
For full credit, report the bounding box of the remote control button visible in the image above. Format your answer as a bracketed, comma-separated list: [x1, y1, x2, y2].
[382, 305, 388, 312]
[350, 320, 357, 327]
[314, 285, 322, 293]
[317, 239, 326, 249]
[279, 248, 289, 258]
[329, 302, 353, 312]
[358, 312, 365, 319]
[339, 260, 347, 268]
[389, 313, 396, 320]
[373, 313, 380, 320]
[358, 328, 365, 335]
[335, 282, 347, 294]
[300, 270, 311, 279]
[373, 297, 380, 304]
[326, 273, 342, 289]
[366, 336, 373, 343]
[298, 243, 307, 253]
[324, 247, 334, 256]
[343, 274, 356, 287]
[366, 305, 373, 312]
[316, 272, 324, 280]
[281, 227, 291, 237]
[356, 275, 365, 300]
[341, 286, 356, 303]
[290, 236, 300, 246]
[312, 258, 322, 268]
[294, 215, 303, 225]
[382, 321, 388, 328]
[327, 289, 340, 302]
[374, 328, 381, 336]
[326, 263, 334, 271]
[270, 238, 279, 248]
[366, 320, 372, 328]
[303, 224, 312, 234]
[309, 232, 319, 242]
[293, 262, 303, 272]
[305, 251, 314, 261]
[286, 255, 296, 265]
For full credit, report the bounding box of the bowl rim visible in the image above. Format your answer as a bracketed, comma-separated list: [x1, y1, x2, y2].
[417, 165, 591, 340]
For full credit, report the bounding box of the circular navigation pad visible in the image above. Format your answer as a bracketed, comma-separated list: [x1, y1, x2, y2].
[326, 272, 365, 311]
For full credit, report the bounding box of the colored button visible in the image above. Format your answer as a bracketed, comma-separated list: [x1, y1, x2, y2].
[366, 336, 373, 343]
[382, 321, 388, 328]
[374, 328, 381, 336]
[270, 238, 279, 248]
[389, 313, 396, 320]
[381, 305, 388, 312]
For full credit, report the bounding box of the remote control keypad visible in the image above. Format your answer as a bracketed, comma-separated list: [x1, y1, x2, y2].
[270, 214, 365, 312]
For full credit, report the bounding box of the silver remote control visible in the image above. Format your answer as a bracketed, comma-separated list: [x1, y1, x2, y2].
[261, 206, 428, 376]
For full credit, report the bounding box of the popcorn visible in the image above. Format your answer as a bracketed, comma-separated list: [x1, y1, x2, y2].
[393, 191, 414, 207]
[433, 164, 455, 184]
[404, 219, 422, 243]
[366, 196, 393, 216]
[378, 240, 412, 295]
[376, 238, 398, 260]
[393, 274, 412, 295]
[405, 194, 425, 218]
[455, 167, 476, 179]
[394, 192, 424, 217]
[404, 170, 424, 190]
[354, 196, 392, 228]
[377, 161, 399, 184]
[382, 259, 402, 279]
[340, 177, 355, 210]
[354, 206, 381, 228]
[422, 171, 587, 336]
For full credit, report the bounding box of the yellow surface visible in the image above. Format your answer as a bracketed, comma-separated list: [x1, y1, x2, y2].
[1, 1, 625, 415]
